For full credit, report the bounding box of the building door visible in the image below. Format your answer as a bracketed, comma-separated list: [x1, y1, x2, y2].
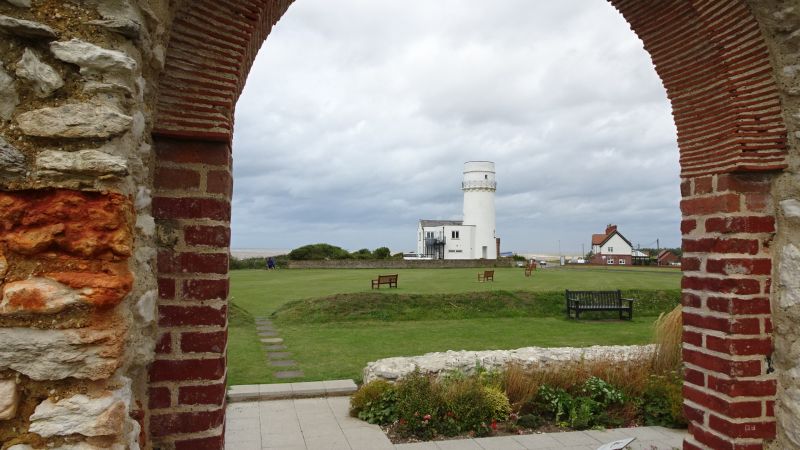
[482, 246, 487, 259]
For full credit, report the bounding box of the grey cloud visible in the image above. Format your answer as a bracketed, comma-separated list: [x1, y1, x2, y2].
[230, 0, 681, 253]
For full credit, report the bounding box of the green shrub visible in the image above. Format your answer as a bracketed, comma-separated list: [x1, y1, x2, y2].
[359, 388, 398, 425]
[642, 372, 686, 427]
[516, 413, 543, 429]
[533, 385, 573, 423]
[396, 372, 443, 440]
[350, 380, 395, 417]
[582, 376, 625, 407]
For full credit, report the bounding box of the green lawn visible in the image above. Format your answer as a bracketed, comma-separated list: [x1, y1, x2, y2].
[228, 266, 681, 385]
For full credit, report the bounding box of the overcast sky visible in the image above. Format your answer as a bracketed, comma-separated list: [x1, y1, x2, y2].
[231, 0, 681, 255]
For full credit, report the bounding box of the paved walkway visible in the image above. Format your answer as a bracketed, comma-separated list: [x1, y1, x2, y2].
[226, 395, 686, 450]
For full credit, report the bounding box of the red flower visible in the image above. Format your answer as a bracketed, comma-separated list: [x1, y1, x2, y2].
[491, 420, 498, 431]
[423, 414, 431, 421]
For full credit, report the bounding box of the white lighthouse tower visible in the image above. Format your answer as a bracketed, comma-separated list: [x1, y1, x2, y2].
[462, 161, 497, 259]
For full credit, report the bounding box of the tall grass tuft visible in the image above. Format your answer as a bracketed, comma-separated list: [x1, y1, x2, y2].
[651, 304, 683, 374]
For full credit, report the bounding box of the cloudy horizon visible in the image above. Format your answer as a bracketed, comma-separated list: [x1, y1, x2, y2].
[231, 0, 681, 256]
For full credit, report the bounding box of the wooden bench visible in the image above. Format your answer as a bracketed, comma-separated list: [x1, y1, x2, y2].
[477, 270, 494, 282]
[565, 289, 634, 320]
[524, 263, 536, 277]
[371, 274, 398, 289]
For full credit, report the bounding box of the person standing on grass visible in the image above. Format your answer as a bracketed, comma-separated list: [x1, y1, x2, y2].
[267, 256, 276, 270]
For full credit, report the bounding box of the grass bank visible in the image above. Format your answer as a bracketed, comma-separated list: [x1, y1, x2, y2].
[227, 267, 682, 385]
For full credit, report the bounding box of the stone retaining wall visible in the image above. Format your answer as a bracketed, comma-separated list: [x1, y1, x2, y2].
[286, 259, 516, 270]
[363, 345, 657, 384]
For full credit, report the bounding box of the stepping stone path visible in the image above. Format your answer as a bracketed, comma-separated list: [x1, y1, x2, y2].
[255, 317, 305, 379]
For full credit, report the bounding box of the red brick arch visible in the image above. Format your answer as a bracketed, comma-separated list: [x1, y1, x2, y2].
[150, 1, 789, 448]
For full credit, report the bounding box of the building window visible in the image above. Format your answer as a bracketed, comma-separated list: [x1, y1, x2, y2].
[426, 231, 433, 238]
[607, 258, 614, 264]
[619, 259, 626, 265]
[608, 247, 614, 253]
[451, 231, 459, 239]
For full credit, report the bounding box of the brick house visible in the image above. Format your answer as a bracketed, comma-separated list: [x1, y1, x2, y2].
[590, 224, 633, 265]
[657, 249, 680, 266]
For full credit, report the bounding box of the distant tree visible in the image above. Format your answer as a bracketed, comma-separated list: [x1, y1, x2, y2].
[373, 247, 391, 259]
[351, 248, 373, 259]
[289, 243, 352, 260]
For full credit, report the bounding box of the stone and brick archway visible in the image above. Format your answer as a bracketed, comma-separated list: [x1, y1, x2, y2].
[0, 0, 798, 449]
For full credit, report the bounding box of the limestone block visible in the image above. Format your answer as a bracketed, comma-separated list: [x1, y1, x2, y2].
[50, 39, 136, 76]
[782, 199, 800, 219]
[780, 244, 800, 308]
[15, 49, 63, 98]
[0, 136, 26, 177]
[0, 66, 19, 120]
[0, 378, 18, 420]
[35, 149, 128, 178]
[16, 103, 132, 139]
[29, 392, 125, 437]
[3, 0, 31, 7]
[779, 387, 800, 447]
[135, 290, 156, 324]
[0, 327, 122, 380]
[0, 278, 82, 314]
[0, 15, 57, 39]
[87, 19, 141, 39]
[363, 344, 656, 383]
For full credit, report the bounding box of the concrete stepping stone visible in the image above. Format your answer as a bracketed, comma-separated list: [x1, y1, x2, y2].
[256, 325, 276, 331]
[270, 360, 298, 367]
[260, 337, 283, 344]
[274, 370, 304, 379]
[263, 344, 287, 351]
[258, 330, 279, 337]
[267, 352, 292, 360]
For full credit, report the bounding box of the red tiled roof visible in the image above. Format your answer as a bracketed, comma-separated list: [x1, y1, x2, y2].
[591, 234, 606, 245]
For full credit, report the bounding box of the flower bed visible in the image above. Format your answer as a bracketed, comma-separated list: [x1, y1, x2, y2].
[351, 361, 685, 443]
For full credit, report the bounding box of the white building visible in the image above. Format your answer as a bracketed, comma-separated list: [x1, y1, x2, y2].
[416, 161, 498, 260]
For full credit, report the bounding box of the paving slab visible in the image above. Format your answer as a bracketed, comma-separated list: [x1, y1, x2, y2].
[259, 383, 294, 399]
[271, 359, 299, 367]
[259, 330, 280, 337]
[474, 435, 525, 449]
[292, 381, 327, 397]
[549, 430, 601, 447]
[275, 370, 306, 379]
[324, 379, 358, 396]
[264, 344, 288, 351]
[510, 433, 562, 448]
[227, 384, 261, 402]
[267, 351, 293, 359]
[260, 337, 284, 344]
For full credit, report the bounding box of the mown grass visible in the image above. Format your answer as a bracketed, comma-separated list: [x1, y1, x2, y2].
[227, 266, 682, 385]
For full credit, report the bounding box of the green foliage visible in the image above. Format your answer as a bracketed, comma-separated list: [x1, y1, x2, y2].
[230, 255, 288, 270]
[350, 381, 398, 425]
[515, 414, 543, 429]
[374, 247, 392, 259]
[642, 372, 686, 427]
[582, 376, 625, 406]
[352, 248, 373, 259]
[395, 372, 442, 440]
[288, 243, 353, 260]
[532, 378, 626, 430]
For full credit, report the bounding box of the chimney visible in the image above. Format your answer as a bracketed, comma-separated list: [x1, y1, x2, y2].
[605, 224, 617, 235]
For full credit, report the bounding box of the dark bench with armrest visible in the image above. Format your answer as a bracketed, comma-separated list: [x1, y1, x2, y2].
[371, 274, 398, 289]
[565, 289, 634, 320]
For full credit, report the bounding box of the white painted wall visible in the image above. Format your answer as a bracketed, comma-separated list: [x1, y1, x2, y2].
[462, 161, 497, 259]
[600, 234, 632, 255]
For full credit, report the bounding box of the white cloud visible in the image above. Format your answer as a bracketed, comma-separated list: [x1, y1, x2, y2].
[231, 0, 680, 254]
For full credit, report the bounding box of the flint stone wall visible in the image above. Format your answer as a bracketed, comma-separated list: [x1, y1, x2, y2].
[363, 344, 656, 384]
